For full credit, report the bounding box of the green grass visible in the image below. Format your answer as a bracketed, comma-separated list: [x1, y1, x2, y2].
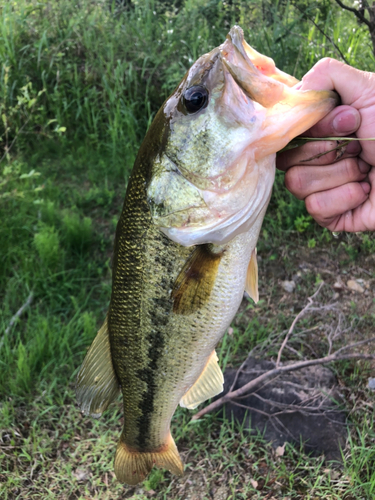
[1, 0, 375, 498]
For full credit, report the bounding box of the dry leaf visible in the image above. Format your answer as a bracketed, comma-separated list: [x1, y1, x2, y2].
[333, 281, 344, 290]
[250, 478, 258, 489]
[347, 280, 364, 293]
[275, 443, 286, 457]
[281, 280, 295, 293]
[73, 468, 89, 481]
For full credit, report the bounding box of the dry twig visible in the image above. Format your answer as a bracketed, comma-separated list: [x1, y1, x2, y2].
[192, 284, 375, 421]
[0, 292, 34, 350]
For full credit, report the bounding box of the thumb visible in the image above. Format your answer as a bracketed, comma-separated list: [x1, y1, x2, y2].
[304, 105, 361, 138]
[299, 58, 369, 108]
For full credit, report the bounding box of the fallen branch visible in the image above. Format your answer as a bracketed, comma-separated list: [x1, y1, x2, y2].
[192, 351, 374, 420]
[192, 283, 375, 421]
[276, 283, 324, 367]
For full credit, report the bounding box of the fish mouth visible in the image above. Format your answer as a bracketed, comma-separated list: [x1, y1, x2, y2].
[220, 26, 338, 109]
[224, 26, 299, 87]
[220, 26, 287, 108]
[219, 25, 339, 153]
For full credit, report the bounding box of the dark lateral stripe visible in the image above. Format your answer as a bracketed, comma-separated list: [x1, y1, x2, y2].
[172, 245, 223, 315]
[136, 328, 165, 448]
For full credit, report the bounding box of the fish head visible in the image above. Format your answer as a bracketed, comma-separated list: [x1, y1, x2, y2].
[147, 26, 338, 246]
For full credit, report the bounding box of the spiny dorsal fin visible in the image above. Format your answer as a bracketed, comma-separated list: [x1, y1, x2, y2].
[114, 432, 183, 485]
[76, 317, 120, 418]
[245, 248, 259, 303]
[180, 351, 224, 410]
[172, 245, 222, 316]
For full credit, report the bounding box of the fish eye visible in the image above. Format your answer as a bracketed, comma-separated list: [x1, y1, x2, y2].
[183, 86, 208, 114]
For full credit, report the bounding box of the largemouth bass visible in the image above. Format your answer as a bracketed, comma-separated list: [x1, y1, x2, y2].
[76, 26, 337, 485]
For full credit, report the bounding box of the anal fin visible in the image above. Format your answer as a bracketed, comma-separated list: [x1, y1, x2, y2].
[245, 248, 259, 304]
[76, 316, 120, 417]
[180, 351, 224, 410]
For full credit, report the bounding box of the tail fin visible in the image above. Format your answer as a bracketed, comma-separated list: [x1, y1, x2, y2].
[114, 434, 183, 485]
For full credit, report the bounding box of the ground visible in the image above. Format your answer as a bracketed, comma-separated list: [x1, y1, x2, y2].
[2, 232, 374, 499]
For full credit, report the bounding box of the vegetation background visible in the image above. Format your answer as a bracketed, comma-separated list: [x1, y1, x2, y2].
[0, 0, 374, 498]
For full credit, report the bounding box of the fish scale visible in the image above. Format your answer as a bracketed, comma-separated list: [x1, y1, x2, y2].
[111, 139, 263, 455]
[76, 25, 338, 485]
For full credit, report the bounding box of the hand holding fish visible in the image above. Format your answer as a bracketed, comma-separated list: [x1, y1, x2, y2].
[277, 58, 375, 232]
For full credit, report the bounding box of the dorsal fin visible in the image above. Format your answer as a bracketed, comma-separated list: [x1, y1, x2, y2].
[180, 351, 224, 409]
[245, 248, 259, 303]
[172, 245, 222, 315]
[76, 317, 120, 417]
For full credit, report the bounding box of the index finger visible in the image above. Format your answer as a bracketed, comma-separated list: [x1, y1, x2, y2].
[276, 138, 360, 171]
[299, 58, 369, 106]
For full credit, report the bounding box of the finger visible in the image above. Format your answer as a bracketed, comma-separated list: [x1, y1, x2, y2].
[323, 181, 373, 232]
[305, 181, 370, 226]
[303, 105, 361, 138]
[299, 59, 375, 165]
[299, 58, 369, 106]
[285, 158, 370, 200]
[277, 138, 361, 171]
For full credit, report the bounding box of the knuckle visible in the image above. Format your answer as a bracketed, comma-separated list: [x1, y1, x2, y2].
[316, 57, 342, 71]
[343, 183, 357, 202]
[284, 167, 304, 198]
[300, 141, 336, 164]
[316, 57, 331, 67]
[305, 193, 322, 217]
[317, 145, 336, 164]
[342, 158, 361, 180]
[343, 158, 355, 179]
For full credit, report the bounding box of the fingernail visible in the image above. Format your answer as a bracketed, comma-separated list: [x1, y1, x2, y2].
[346, 140, 361, 155]
[360, 181, 371, 195]
[332, 110, 360, 134]
[358, 159, 371, 174]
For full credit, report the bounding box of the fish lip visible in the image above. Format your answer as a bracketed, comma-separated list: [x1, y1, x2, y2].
[219, 26, 284, 108]
[220, 25, 339, 112]
[224, 25, 247, 60]
[219, 25, 251, 69]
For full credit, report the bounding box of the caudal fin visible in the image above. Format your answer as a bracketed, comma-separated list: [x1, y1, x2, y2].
[114, 434, 183, 485]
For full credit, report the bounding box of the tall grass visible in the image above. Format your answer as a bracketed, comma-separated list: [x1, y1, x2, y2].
[0, 0, 373, 420]
[1, 0, 373, 169]
[1, 2, 374, 497]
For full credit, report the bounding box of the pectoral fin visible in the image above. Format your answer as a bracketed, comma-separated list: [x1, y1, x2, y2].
[172, 245, 222, 315]
[76, 317, 120, 417]
[180, 351, 224, 409]
[245, 248, 259, 304]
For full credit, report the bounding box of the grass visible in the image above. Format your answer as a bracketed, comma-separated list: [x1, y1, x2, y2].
[1, 0, 375, 498]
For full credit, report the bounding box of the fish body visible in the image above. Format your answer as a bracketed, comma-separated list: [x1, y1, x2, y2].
[76, 26, 338, 485]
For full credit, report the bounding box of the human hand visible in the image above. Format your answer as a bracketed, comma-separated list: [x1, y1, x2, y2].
[277, 58, 375, 232]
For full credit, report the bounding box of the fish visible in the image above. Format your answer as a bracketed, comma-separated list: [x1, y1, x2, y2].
[76, 25, 338, 486]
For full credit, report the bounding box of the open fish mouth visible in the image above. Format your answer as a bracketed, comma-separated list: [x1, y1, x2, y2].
[221, 25, 338, 114]
[222, 26, 299, 91]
